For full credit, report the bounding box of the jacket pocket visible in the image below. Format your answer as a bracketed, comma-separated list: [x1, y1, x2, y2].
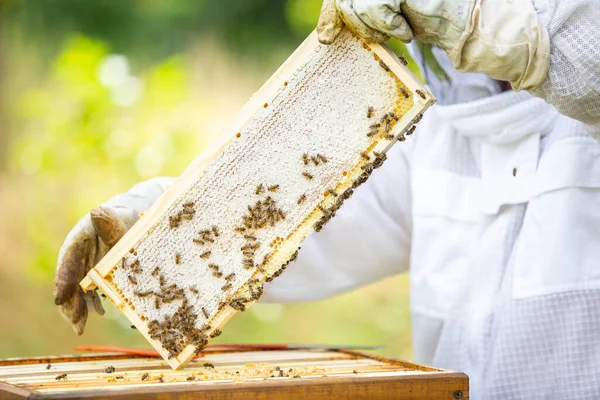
[512, 139, 600, 299]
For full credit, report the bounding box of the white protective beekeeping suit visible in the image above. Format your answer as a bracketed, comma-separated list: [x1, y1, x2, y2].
[261, 42, 600, 398]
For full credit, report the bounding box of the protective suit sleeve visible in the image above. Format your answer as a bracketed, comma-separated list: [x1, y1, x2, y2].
[529, 0, 600, 137]
[448, 0, 599, 130]
[261, 144, 413, 303]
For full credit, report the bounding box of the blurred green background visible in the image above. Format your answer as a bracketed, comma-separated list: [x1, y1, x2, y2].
[0, 0, 416, 361]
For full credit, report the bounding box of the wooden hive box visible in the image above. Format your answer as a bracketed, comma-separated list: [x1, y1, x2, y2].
[0, 349, 468, 399]
[80, 29, 435, 369]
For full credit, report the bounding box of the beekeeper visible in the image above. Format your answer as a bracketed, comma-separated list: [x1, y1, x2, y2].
[54, 1, 600, 398]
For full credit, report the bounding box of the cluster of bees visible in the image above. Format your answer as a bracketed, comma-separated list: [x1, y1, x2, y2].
[265, 249, 298, 283]
[147, 297, 220, 358]
[235, 194, 286, 274]
[193, 225, 220, 246]
[240, 195, 285, 231]
[302, 153, 328, 167]
[367, 110, 399, 140]
[128, 260, 185, 310]
[123, 257, 142, 285]
[301, 153, 328, 183]
[313, 187, 355, 233]
[169, 202, 196, 229]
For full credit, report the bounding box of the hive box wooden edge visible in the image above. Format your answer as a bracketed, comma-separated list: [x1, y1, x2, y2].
[0, 349, 467, 400]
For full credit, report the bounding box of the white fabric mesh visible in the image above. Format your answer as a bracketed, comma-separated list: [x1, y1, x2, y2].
[437, 289, 600, 399]
[531, 0, 600, 127]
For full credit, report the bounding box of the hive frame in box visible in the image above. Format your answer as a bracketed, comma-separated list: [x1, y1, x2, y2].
[80, 29, 435, 370]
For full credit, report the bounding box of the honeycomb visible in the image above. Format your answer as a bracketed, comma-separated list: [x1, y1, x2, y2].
[100, 29, 422, 366]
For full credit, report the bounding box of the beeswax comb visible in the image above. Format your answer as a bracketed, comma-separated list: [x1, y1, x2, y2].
[81, 29, 435, 370]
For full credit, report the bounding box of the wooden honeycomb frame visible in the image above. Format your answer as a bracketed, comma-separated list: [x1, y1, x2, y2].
[80, 29, 435, 370]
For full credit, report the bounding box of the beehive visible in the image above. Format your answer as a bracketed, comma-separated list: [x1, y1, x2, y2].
[0, 349, 468, 399]
[80, 29, 435, 369]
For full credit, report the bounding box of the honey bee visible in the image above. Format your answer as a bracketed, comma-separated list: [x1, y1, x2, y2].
[385, 122, 391, 132]
[168, 216, 179, 229]
[302, 171, 313, 180]
[255, 184, 264, 195]
[208, 263, 219, 270]
[200, 251, 211, 259]
[360, 152, 370, 160]
[367, 129, 378, 137]
[397, 134, 406, 142]
[128, 275, 137, 285]
[353, 369, 359, 374]
[328, 188, 338, 197]
[154, 298, 160, 309]
[369, 122, 380, 129]
[189, 287, 199, 295]
[130, 325, 137, 330]
[212, 271, 223, 278]
[201, 307, 209, 319]
[416, 89, 427, 99]
[141, 373, 149, 381]
[297, 194, 307, 204]
[234, 226, 246, 233]
[175, 253, 181, 264]
[193, 238, 205, 246]
[187, 376, 196, 381]
[379, 60, 390, 72]
[105, 366, 116, 374]
[367, 106, 375, 118]
[55, 373, 68, 381]
[204, 363, 215, 369]
[414, 113, 423, 123]
[399, 56, 408, 66]
[158, 377, 164, 383]
[268, 184, 279, 192]
[262, 253, 271, 264]
[311, 155, 320, 166]
[46, 363, 51, 370]
[406, 126, 416, 136]
[210, 329, 222, 338]
[116, 376, 124, 380]
[225, 273, 236, 281]
[317, 154, 328, 163]
[302, 153, 309, 165]
[151, 266, 160, 276]
[387, 112, 395, 118]
[384, 134, 395, 140]
[244, 233, 257, 240]
[400, 87, 409, 98]
[212, 226, 220, 237]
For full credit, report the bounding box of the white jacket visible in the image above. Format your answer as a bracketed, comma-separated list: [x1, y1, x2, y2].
[262, 90, 600, 399]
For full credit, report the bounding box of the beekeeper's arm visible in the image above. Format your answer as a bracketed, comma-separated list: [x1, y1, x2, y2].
[261, 144, 412, 303]
[318, 0, 600, 137]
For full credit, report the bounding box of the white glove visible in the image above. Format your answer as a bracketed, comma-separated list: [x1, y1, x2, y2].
[317, 0, 550, 91]
[53, 177, 174, 335]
